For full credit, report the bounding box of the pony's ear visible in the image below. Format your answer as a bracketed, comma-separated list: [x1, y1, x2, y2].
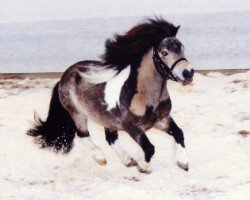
[174, 25, 180, 36]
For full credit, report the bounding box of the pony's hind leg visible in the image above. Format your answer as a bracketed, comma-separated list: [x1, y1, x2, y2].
[105, 128, 136, 167]
[154, 115, 189, 171]
[61, 87, 106, 165]
[73, 113, 107, 165]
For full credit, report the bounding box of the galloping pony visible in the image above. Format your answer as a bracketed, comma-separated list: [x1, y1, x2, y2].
[27, 18, 194, 173]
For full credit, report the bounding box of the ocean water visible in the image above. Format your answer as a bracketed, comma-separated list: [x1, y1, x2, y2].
[0, 11, 250, 73]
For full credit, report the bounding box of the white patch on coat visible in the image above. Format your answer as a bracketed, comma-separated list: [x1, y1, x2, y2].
[79, 66, 118, 84]
[176, 144, 189, 165]
[104, 66, 131, 110]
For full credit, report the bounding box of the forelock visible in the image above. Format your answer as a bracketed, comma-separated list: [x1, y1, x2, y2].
[158, 37, 182, 54]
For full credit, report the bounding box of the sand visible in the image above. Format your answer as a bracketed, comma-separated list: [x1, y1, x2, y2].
[0, 72, 250, 199]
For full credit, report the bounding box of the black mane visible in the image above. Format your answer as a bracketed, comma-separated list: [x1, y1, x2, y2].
[102, 17, 180, 70]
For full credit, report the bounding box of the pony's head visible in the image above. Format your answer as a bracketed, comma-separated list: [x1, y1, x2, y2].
[102, 17, 194, 85]
[154, 37, 194, 85]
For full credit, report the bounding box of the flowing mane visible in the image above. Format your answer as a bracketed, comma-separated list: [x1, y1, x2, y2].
[102, 17, 180, 70]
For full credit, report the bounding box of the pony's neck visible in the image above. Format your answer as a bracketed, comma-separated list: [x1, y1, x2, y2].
[129, 49, 169, 116]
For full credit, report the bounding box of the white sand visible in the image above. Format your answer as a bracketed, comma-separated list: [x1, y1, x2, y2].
[0, 72, 250, 199]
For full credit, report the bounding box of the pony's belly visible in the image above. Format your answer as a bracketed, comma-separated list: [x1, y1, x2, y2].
[85, 106, 157, 131]
[83, 106, 124, 130]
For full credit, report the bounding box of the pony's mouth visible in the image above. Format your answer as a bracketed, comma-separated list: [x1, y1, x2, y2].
[173, 74, 193, 85]
[173, 68, 194, 85]
[181, 78, 193, 85]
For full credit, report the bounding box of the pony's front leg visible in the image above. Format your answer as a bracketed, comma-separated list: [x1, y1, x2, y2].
[154, 116, 189, 171]
[105, 128, 136, 167]
[124, 125, 155, 173]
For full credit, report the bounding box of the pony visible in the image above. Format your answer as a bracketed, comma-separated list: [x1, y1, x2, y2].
[27, 17, 194, 173]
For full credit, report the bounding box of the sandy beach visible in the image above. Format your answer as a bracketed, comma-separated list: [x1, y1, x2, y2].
[0, 71, 249, 199]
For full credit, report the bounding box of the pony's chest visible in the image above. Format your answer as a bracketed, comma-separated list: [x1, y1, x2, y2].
[130, 98, 172, 130]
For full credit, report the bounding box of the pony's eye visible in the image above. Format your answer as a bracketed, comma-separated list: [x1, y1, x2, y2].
[161, 51, 168, 56]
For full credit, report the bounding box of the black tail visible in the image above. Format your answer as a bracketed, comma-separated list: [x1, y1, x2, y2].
[27, 82, 76, 153]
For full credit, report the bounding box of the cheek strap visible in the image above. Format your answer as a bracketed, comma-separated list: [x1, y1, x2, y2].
[153, 48, 188, 81]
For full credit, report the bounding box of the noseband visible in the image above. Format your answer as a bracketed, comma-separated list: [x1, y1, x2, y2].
[153, 48, 188, 81]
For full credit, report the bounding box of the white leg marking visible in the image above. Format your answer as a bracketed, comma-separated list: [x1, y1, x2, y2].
[104, 66, 131, 110]
[133, 148, 151, 173]
[82, 137, 107, 165]
[111, 140, 132, 166]
[176, 144, 189, 170]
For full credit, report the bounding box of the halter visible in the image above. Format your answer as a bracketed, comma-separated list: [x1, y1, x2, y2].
[153, 48, 188, 81]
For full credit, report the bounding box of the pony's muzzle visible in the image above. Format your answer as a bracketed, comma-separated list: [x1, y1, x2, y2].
[182, 69, 194, 85]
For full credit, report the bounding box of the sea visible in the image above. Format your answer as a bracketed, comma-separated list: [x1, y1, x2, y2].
[0, 11, 250, 73]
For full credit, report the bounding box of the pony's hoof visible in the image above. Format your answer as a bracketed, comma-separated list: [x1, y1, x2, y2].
[177, 161, 189, 171]
[93, 150, 107, 166]
[138, 166, 152, 174]
[137, 162, 151, 174]
[125, 159, 137, 167]
[95, 158, 107, 166]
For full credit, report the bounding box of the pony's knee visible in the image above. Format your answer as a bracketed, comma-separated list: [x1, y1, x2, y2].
[154, 116, 170, 131]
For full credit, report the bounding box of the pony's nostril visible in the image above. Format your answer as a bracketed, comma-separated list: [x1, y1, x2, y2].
[190, 69, 194, 77]
[183, 70, 191, 79]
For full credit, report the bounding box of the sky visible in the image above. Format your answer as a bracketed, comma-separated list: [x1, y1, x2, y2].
[0, 0, 250, 23]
